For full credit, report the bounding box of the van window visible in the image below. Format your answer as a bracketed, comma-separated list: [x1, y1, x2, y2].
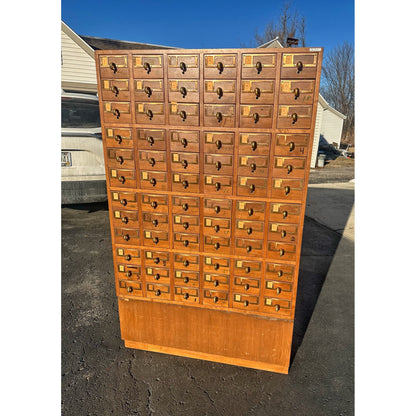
[62, 98, 100, 128]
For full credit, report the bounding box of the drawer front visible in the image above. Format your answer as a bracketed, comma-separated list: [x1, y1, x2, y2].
[103, 101, 131, 124]
[146, 283, 171, 300]
[143, 229, 170, 248]
[133, 54, 164, 78]
[233, 276, 261, 295]
[172, 172, 200, 193]
[204, 80, 236, 103]
[203, 217, 232, 238]
[134, 79, 164, 102]
[115, 263, 141, 281]
[203, 272, 229, 291]
[242, 53, 277, 78]
[118, 280, 143, 298]
[110, 191, 138, 210]
[281, 52, 318, 78]
[204, 235, 231, 255]
[204, 53, 237, 78]
[174, 269, 200, 288]
[235, 219, 265, 240]
[108, 168, 136, 188]
[267, 241, 297, 261]
[204, 131, 234, 154]
[169, 102, 199, 126]
[240, 105, 273, 128]
[279, 79, 315, 105]
[271, 178, 304, 200]
[114, 246, 141, 266]
[114, 227, 141, 246]
[232, 293, 260, 312]
[99, 55, 129, 78]
[204, 175, 233, 196]
[170, 130, 200, 152]
[172, 195, 200, 216]
[111, 209, 139, 229]
[145, 266, 170, 285]
[173, 232, 200, 250]
[173, 252, 200, 272]
[263, 298, 292, 318]
[168, 54, 199, 78]
[104, 127, 133, 149]
[135, 102, 165, 124]
[273, 156, 307, 179]
[107, 148, 135, 170]
[171, 151, 200, 173]
[234, 258, 262, 278]
[264, 280, 293, 300]
[265, 262, 295, 281]
[203, 290, 229, 307]
[235, 200, 266, 221]
[138, 150, 167, 172]
[142, 212, 169, 231]
[235, 238, 264, 257]
[204, 154, 234, 175]
[168, 79, 199, 102]
[141, 193, 169, 213]
[101, 79, 130, 101]
[137, 128, 166, 150]
[204, 104, 235, 127]
[277, 105, 313, 129]
[269, 202, 302, 223]
[144, 250, 170, 267]
[174, 286, 199, 303]
[239, 132, 271, 155]
[173, 214, 200, 234]
[275, 133, 309, 157]
[268, 222, 299, 243]
[241, 80, 275, 104]
[203, 198, 232, 218]
[237, 176, 268, 198]
[237, 154, 269, 177]
[140, 170, 168, 191]
[203, 255, 231, 275]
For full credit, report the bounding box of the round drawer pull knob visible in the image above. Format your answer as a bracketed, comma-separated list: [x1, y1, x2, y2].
[183, 240, 189, 247]
[247, 227, 253, 235]
[127, 286, 133, 293]
[215, 140, 222, 150]
[183, 277, 189, 283]
[293, 87, 300, 98]
[149, 157, 156, 166]
[214, 205, 221, 214]
[289, 141, 295, 151]
[216, 87, 223, 98]
[183, 222, 189, 230]
[244, 300, 249, 307]
[217, 61, 224, 73]
[213, 296, 219, 303]
[115, 135, 122, 144]
[180, 86, 187, 98]
[183, 293, 190, 300]
[214, 263, 220, 270]
[251, 141, 257, 151]
[154, 257, 160, 264]
[182, 203, 189, 211]
[152, 219, 158, 227]
[182, 180, 189, 189]
[181, 138, 188, 148]
[275, 304, 280, 312]
[277, 270, 283, 277]
[181, 160, 188, 169]
[291, 113, 298, 123]
[113, 109, 120, 118]
[216, 112, 223, 122]
[245, 267, 250, 273]
[214, 224, 220, 232]
[124, 254, 131, 261]
[246, 245, 252, 253]
[155, 289, 161, 296]
[154, 273, 160, 280]
[180, 110, 187, 121]
[215, 182, 221, 191]
[121, 216, 128, 224]
[150, 178, 157, 186]
[254, 87, 261, 99]
[153, 237, 159, 244]
[180, 62, 187, 73]
[109, 62, 117, 73]
[120, 199, 127, 206]
[118, 176, 126, 184]
[250, 163, 256, 172]
[281, 230, 286, 238]
[253, 112, 260, 123]
[214, 242, 220, 250]
[284, 186, 290, 195]
[147, 136, 154, 145]
[248, 208, 254, 216]
[296, 61, 303, 73]
[282, 210, 288, 218]
[183, 260, 189, 267]
[287, 164, 293, 174]
[144, 86, 152, 97]
[244, 284, 250, 291]
[116, 155, 124, 164]
[123, 234, 130, 241]
[146, 109, 153, 120]
[279, 248, 285, 256]
[276, 287, 282, 295]
[255, 61, 262, 73]
[214, 280, 219, 287]
[151, 201, 157, 209]
[143, 62, 151, 73]
[215, 161, 222, 171]
[249, 184, 255, 193]
[111, 86, 119, 96]
[126, 271, 132, 277]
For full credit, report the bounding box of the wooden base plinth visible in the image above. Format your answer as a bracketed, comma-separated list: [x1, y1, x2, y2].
[118, 297, 294, 374]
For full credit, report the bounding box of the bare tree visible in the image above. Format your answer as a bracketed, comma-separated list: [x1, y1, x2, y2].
[321, 42, 355, 144]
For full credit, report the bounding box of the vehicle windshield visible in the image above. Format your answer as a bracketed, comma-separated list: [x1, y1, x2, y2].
[62, 98, 101, 128]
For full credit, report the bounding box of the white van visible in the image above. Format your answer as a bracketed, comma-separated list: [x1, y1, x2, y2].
[61, 91, 107, 204]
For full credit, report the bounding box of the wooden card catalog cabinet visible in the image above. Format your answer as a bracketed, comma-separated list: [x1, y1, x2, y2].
[96, 47, 323, 374]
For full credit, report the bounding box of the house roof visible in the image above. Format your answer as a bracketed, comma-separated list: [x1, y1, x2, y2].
[80, 35, 177, 51]
[318, 95, 347, 119]
[61, 21, 95, 59]
[257, 37, 284, 48]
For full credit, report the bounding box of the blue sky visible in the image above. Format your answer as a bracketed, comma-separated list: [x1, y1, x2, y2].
[62, 0, 354, 54]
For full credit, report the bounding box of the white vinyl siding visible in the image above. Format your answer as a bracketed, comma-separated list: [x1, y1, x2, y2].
[320, 109, 344, 148]
[310, 102, 323, 168]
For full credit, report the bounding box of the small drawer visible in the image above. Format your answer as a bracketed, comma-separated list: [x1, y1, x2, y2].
[173, 253, 200, 272]
[232, 293, 259, 312]
[110, 191, 138, 210]
[268, 222, 299, 243]
[277, 105, 313, 129]
[264, 280, 293, 300]
[169, 102, 199, 126]
[237, 176, 268, 197]
[115, 263, 141, 281]
[281, 52, 318, 79]
[172, 173, 200, 193]
[136, 102, 165, 125]
[203, 235, 231, 255]
[235, 219, 265, 240]
[235, 200, 266, 221]
[173, 214, 200, 234]
[99, 55, 129, 78]
[204, 79, 236, 103]
[172, 195, 200, 216]
[203, 256, 231, 275]
[137, 128, 166, 150]
[168, 79, 199, 102]
[114, 227, 141, 246]
[269, 202, 302, 223]
[112, 209, 139, 229]
[133, 54, 164, 78]
[171, 151, 200, 173]
[134, 79, 164, 102]
[233, 276, 260, 295]
[235, 238, 264, 257]
[204, 154, 233, 175]
[271, 178, 304, 200]
[265, 262, 295, 281]
[174, 270, 200, 288]
[273, 156, 307, 179]
[203, 217, 231, 238]
[275, 133, 309, 157]
[263, 298, 292, 317]
[203, 290, 229, 307]
[240, 105, 273, 128]
[170, 130, 200, 152]
[267, 242, 297, 261]
[239, 132, 271, 155]
[204, 174, 233, 195]
[237, 155, 269, 177]
[145, 265, 170, 285]
[203, 272, 229, 291]
[144, 250, 170, 267]
[108, 168, 136, 188]
[104, 127, 133, 149]
[173, 232, 200, 251]
[204, 104, 235, 127]
[118, 280, 143, 298]
[241, 79, 275, 104]
[143, 229, 169, 248]
[114, 246, 140, 266]
[102, 101, 131, 124]
[203, 198, 232, 217]
[204, 53, 237, 78]
[204, 131, 234, 154]
[174, 286, 199, 303]
[279, 79, 315, 105]
[138, 150, 167, 172]
[234, 258, 262, 278]
[101, 79, 130, 101]
[241, 53, 277, 78]
[142, 212, 169, 232]
[140, 170, 168, 191]
[146, 283, 171, 300]
[168, 54, 199, 78]
[141, 193, 169, 213]
[107, 148, 135, 170]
